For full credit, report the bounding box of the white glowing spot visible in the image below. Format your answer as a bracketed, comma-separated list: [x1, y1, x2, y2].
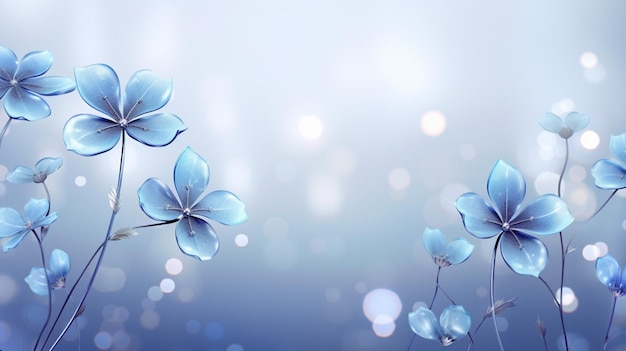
[147, 286, 163, 301]
[537, 131, 557, 149]
[372, 315, 396, 337]
[75, 176, 87, 187]
[93, 267, 125, 292]
[551, 99, 575, 116]
[263, 216, 289, 240]
[534, 172, 560, 195]
[326, 287, 342, 303]
[362, 288, 402, 323]
[307, 175, 343, 217]
[420, 110, 446, 137]
[412, 301, 427, 311]
[235, 233, 249, 247]
[556, 287, 576, 306]
[0, 275, 17, 305]
[595, 242, 609, 258]
[388, 168, 411, 190]
[580, 130, 600, 150]
[160, 278, 175, 294]
[94, 331, 112, 349]
[580, 52, 598, 69]
[165, 258, 183, 275]
[140, 310, 160, 329]
[563, 296, 579, 313]
[582, 244, 600, 261]
[568, 165, 587, 183]
[298, 115, 323, 140]
[459, 144, 476, 160]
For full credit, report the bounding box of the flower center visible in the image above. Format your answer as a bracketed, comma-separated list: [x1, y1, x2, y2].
[440, 336, 454, 346]
[558, 126, 574, 139]
[9, 79, 17, 87]
[502, 222, 510, 231]
[433, 256, 451, 267]
[183, 208, 191, 217]
[33, 172, 46, 183]
[119, 118, 128, 129]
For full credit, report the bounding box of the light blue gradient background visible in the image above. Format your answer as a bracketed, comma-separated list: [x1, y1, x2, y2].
[1, 1, 626, 350]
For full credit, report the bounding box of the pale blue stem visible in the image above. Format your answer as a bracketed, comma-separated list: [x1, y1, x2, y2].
[0, 118, 11, 152]
[603, 296, 618, 350]
[33, 230, 52, 351]
[556, 138, 570, 351]
[588, 190, 619, 222]
[490, 235, 505, 351]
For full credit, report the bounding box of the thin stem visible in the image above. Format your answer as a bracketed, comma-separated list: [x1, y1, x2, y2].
[428, 267, 442, 308]
[557, 233, 569, 351]
[42, 183, 51, 214]
[603, 296, 618, 350]
[537, 276, 559, 306]
[33, 231, 52, 351]
[0, 118, 11, 152]
[587, 190, 619, 222]
[132, 220, 179, 230]
[490, 235, 505, 351]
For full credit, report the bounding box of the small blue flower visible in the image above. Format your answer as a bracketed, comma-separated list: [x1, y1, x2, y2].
[423, 227, 474, 267]
[538, 111, 590, 139]
[408, 305, 471, 346]
[455, 160, 574, 277]
[6, 157, 62, 184]
[63, 64, 187, 156]
[0, 46, 75, 120]
[591, 133, 626, 190]
[137, 147, 248, 260]
[24, 248, 70, 295]
[0, 198, 57, 252]
[595, 254, 626, 297]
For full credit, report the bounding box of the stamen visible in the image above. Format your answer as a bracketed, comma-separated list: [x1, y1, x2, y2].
[510, 232, 524, 249]
[102, 96, 122, 119]
[125, 99, 143, 118]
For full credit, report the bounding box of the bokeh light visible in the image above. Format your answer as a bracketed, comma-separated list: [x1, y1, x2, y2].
[372, 315, 396, 337]
[93, 267, 126, 293]
[94, 331, 112, 350]
[165, 258, 183, 275]
[160, 278, 175, 294]
[75, 176, 87, 187]
[420, 110, 446, 136]
[298, 115, 323, 140]
[362, 288, 402, 324]
[204, 321, 225, 341]
[580, 52, 598, 69]
[580, 130, 600, 150]
[582, 242, 609, 261]
[307, 175, 343, 217]
[235, 233, 249, 247]
[387, 168, 411, 191]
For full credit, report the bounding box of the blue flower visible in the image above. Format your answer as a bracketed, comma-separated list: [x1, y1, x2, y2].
[408, 305, 471, 346]
[423, 227, 474, 267]
[0, 46, 75, 120]
[63, 64, 186, 156]
[137, 147, 248, 260]
[538, 111, 590, 139]
[595, 254, 626, 297]
[6, 157, 62, 184]
[455, 160, 574, 276]
[24, 248, 70, 295]
[0, 198, 57, 252]
[591, 133, 626, 190]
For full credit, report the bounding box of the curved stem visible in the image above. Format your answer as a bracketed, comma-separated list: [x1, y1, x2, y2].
[537, 276, 559, 306]
[42, 183, 51, 214]
[557, 138, 569, 197]
[557, 233, 569, 351]
[490, 235, 505, 351]
[428, 267, 442, 309]
[603, 296, 618, 350]
[0, 118, 11, 152]
[32, 231, 51, 351]
[587, 190, 619, 222]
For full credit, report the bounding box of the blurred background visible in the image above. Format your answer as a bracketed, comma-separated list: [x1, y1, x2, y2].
[1, 0, 626, 350]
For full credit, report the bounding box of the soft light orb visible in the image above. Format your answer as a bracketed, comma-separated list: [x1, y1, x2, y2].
[165, 258, 183, 275]
[580, 52, 598, 69]
[580, 131, 600, 150]
[298, 115, 323, 140]
[362, 288, 402, 323]
[420, 110, 446, 136]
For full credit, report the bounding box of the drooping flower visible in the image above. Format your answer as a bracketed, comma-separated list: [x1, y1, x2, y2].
[591, 133, 626, 190]
[6, 157, 62, 184]
[408, 305, 471, 346]
[0, 198, 57, 252]
[595, 254, 626, 297]
[538, 111, 590, 139]
[137, 147, 248, 260]
[455, 160, 574, 276]
[0, 46, 75, 120]
[423, 227, 474, 267]
[63, 64, 186, 156]
[24, 248, 70, 295]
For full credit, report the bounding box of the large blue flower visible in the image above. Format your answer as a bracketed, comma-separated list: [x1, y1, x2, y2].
[409, 305, 471, 346]
[538, 111, 590, 139]
[6, 156, 62, 184]
[0, 198, 57, 252]
[63, 64, 186, 156]
[423, 227, 474, 267]
[138, 147, 248, 260]
[595, 254, 626, 297]
[24, 248, 70, 296]
[455, 160, 574, 276]
[0, 46, 75, 120]
[591, 133, 626, 190]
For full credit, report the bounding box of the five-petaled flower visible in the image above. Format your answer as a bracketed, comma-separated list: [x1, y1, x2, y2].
[591, 132, 626, 190]
[0, 46, 75, 120]
[423, 227, 474, 267]
[63, 64, 186, 156]
[595, 254, 626, 297]
[455, 160, 574, 276]
[137, 147, 248, 260]
[538, 111, 590, 139]
[24, 248, 70, 296]
[409, 305, 472, 346]
[0, 198, 57, 252]
[6, 156, 62, 184]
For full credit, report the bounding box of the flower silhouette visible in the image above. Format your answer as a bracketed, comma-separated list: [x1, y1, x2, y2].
[591, 133, 626, 190]
[0, 198, 57, 252]
[455, 160, 574, 276]
[595, 254, 626, 297]
[138, 147, 248, 260]
[6, 157, 62, 184]
[0, 46, 75, 120]
[538, 111, 590, 139]
[63, 64, 186, 156]
[408, 305, 471, 346]
[24, 248, 70, 295]
[423, 227, 474, 267]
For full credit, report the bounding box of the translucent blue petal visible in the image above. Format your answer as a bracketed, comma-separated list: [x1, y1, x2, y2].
[175, 217, 219, 260]
[610, 133, 626, 166]
[422, 227, 446, 257]
[21, 76, 76, 96]
[24, 267, 50, 296]
[123, 70, 173, 119]
[455, 192, 502, 238]
[37, 212, 57, 228]
[440, 305, 471, 340]
[564, 112, 590, 132]
[0, 46, 18, 81]
[446, 238, 474, 265]
[24, 198, 49, 223]
[596, 254, 621, 289]
[487, 160, 526, 222]
[591, 159, 626, 190]
[174, 147, 209, 207]
[6, 166, 35, 184]
[49, 249, 70, 278]
[15, 50, 52, 80]
[35, 157, 63, 176]
[192, 190, 248, 225]
[4, 86, 51, 120]
[137, 178, 182, 221]
[3, 231, 29, 252]
[74, 64, 121, 119]
[63, 114, 121, 156]
[537, 112, 562, 134]
[0, 83, 9, 99]
[512, 195, 573, 235]
[0, 207, 25, 237]
[126, 113, 186, 147]
[500, 232, 548, 277]
[408, 307, 442, 341]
